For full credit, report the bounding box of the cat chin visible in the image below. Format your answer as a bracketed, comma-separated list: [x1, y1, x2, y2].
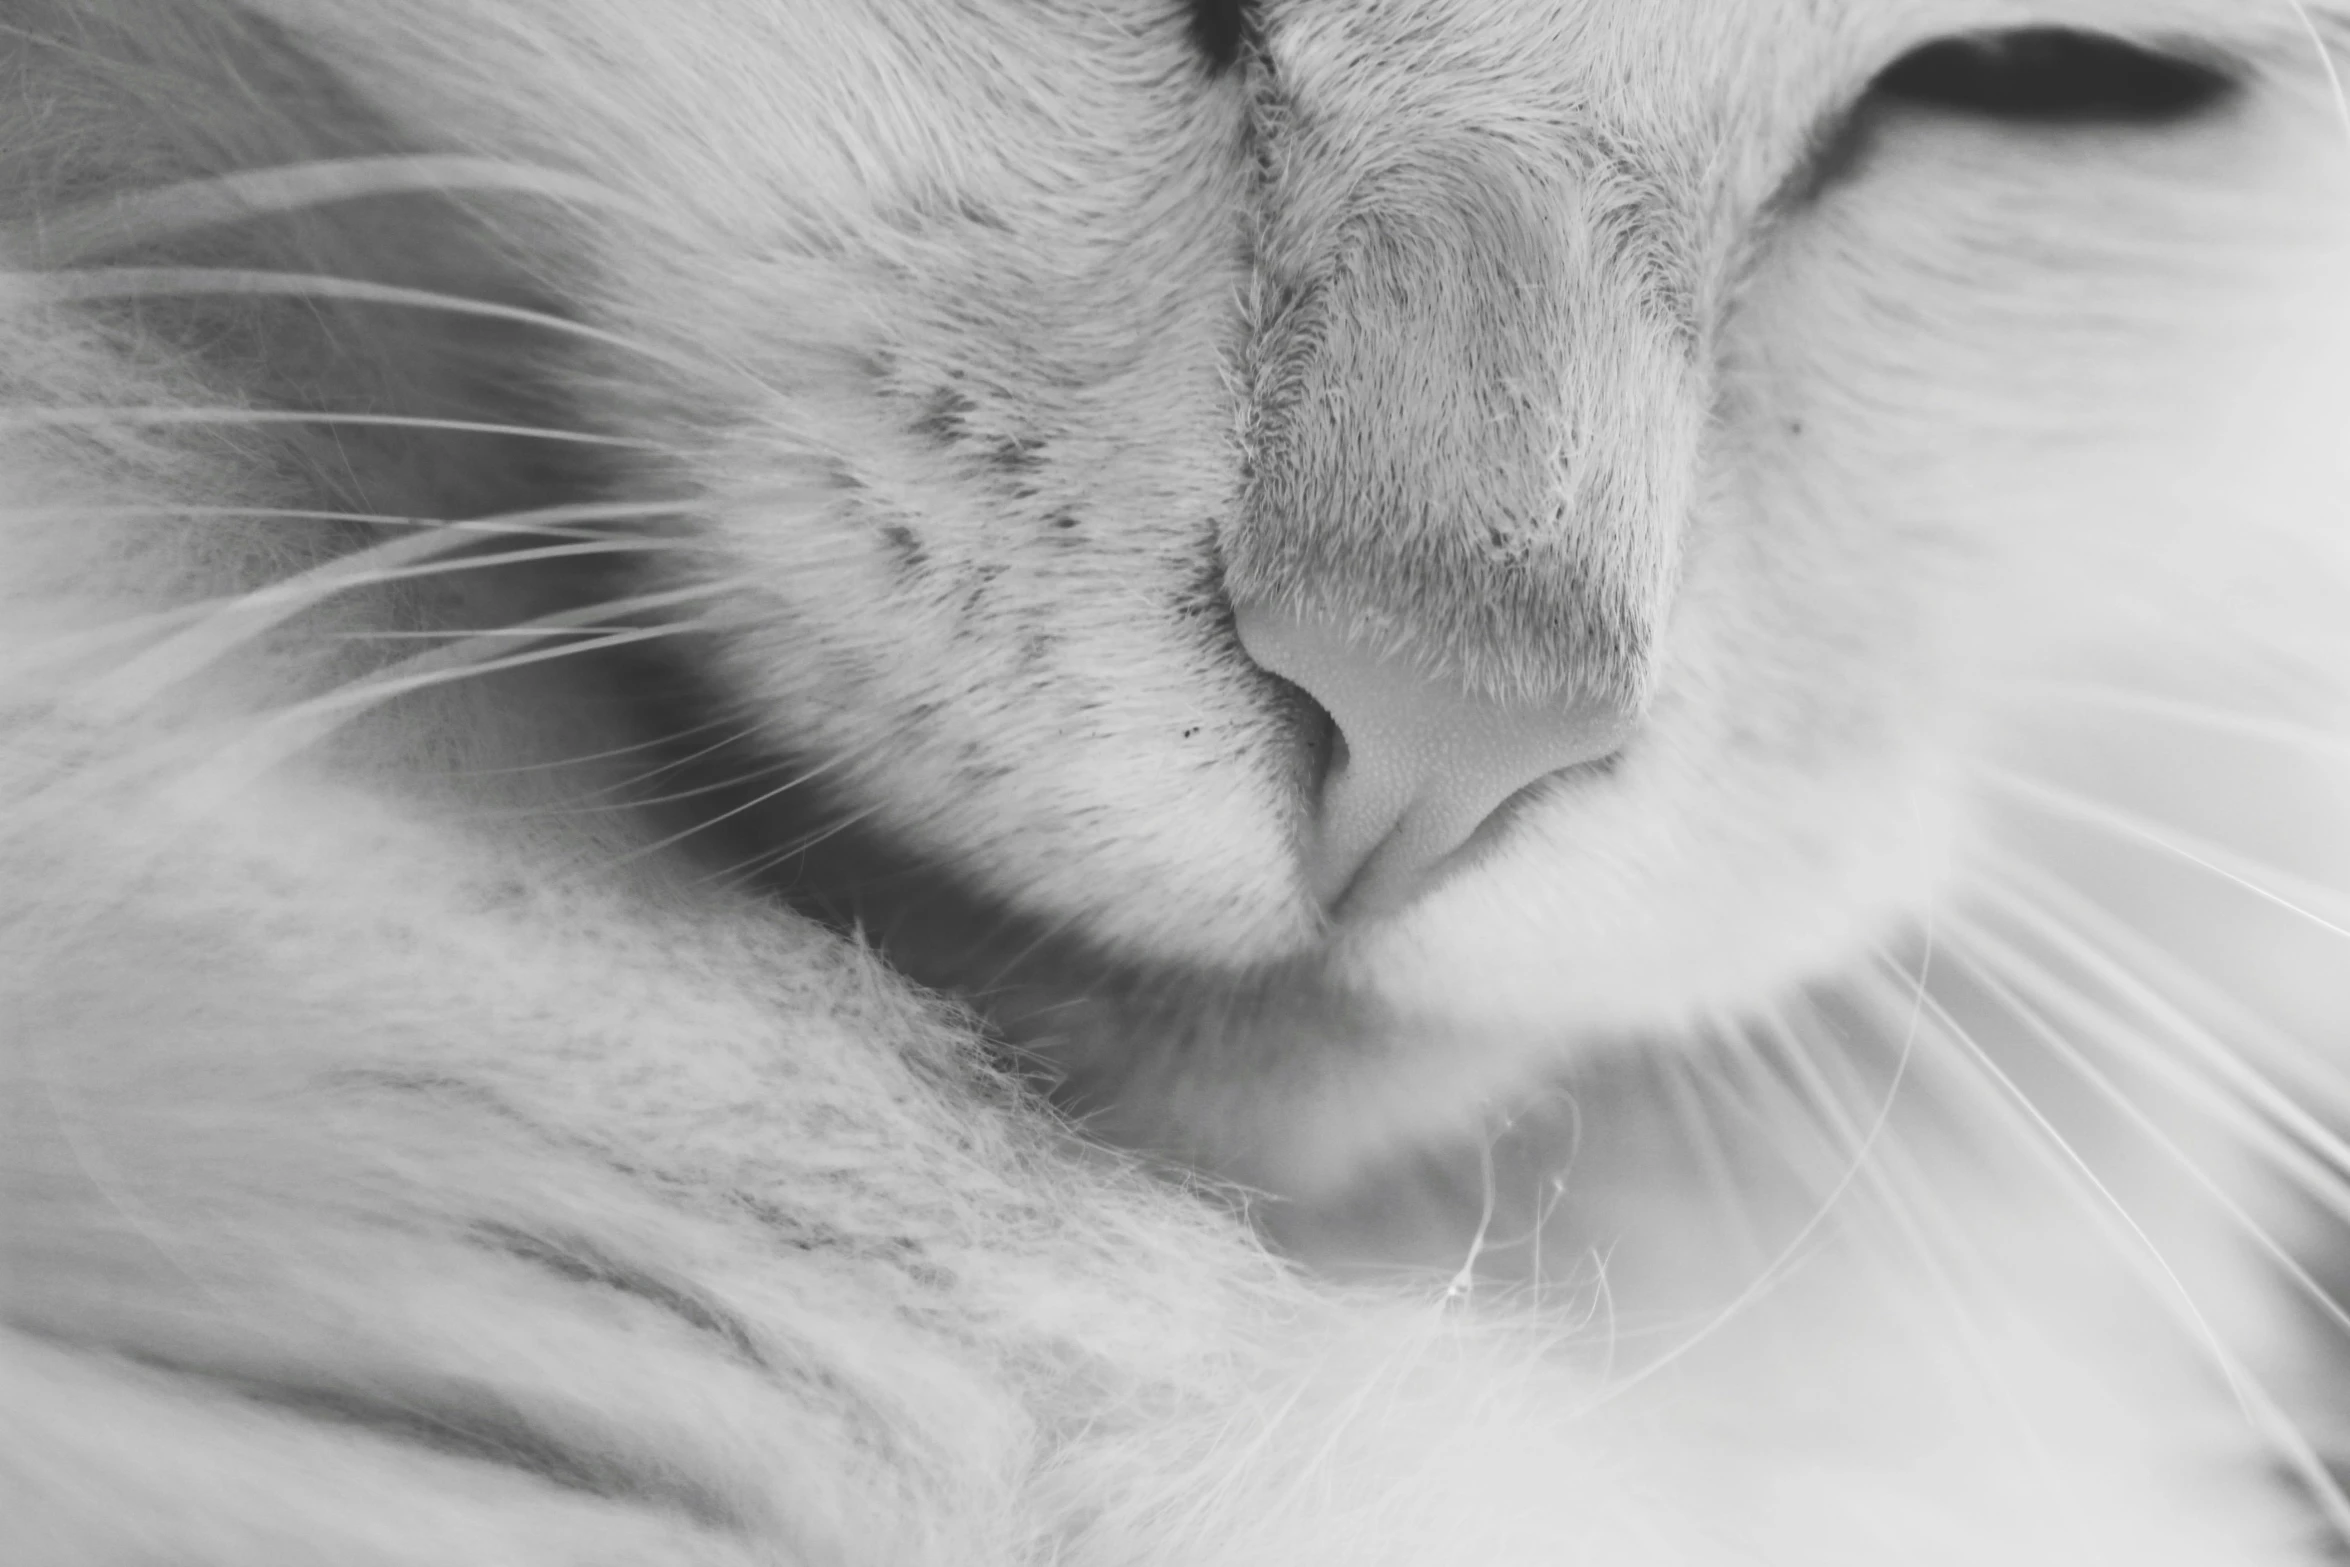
[1340, 770, 1963, 1031]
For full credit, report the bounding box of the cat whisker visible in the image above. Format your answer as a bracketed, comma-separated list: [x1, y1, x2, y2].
[1714, 1013, 1883, 1205]
[1992, 853, 2350, 1124]
[106, 596, 761, 812]
[0, 404, 659, 449]
[1975, 765, 2350, 945]
[1593, 938, 1929, 1405]
[588, 742, 877, 878]
[3, 494, 747, 697]
[1655, 1044, 1774, 1277]
[2281, 1, 2350, 156]
[1874, 952, 2329, 1462]
[1890, 957, 2206, 1313]
[0, 493, 810, 570]
[1745, 989, 2077, 1485]
[48, 487, 832, 554]
[687, 801, 893, 894]
[436, 714, 748, 782]
[1873, 953, 2350, 1537]
[1968, 857, 2350, 1187]
[25, 267, 671, 365]
[21, 477, 849, 733]
[339, 625, 671, 641]
[973, 902, 1105, 997]
[1758, 997, 1965, 1278]
[81, 536, 701, 718]
[13, 526, 473, 711]
[508, 721, 775, 805]
[18, 267, 779, 397]
[467, 757, 814, 822]
[6, 154, 661, 268]
[1, 501, 670, 542]
[1933, 916, 2350, 1544]
[1948, 910, 2350, 1307]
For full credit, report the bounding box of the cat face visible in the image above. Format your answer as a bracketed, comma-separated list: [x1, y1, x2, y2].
[275, 0, 2350, 1185]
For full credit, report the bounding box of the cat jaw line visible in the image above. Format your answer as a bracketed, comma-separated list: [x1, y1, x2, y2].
[1233, 598, 1638, 921]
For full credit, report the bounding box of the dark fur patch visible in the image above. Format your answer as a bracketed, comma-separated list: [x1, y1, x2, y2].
[911, 386, 974, 447]
[988, 436, 1044, 476]
[880, 522, 927, 573]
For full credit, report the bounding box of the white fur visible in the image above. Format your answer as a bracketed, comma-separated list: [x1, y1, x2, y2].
[5, 1, 2350, 1561]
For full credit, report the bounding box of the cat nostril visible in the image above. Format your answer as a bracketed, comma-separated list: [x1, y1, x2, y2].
[1234, 600, 1637, 921]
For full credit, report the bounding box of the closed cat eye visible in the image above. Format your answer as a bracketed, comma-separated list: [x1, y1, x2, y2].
[1870, 27, 2238, 125]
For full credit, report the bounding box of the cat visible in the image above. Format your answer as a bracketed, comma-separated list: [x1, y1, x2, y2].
[5, 0, 2350, 1560]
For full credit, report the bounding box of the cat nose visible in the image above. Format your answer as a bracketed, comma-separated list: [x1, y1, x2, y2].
[1237, 601, 1636, 920]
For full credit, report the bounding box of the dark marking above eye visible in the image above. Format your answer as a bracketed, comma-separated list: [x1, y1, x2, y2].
[1185, 0, 1256, 72]
[1869, 28, 2237, 126]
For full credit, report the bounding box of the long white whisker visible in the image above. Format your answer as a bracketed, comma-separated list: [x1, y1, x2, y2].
[81, 537, 699, 718]
[1, 405, 658, 448]
[1752, 990, 2083, 1497]
[3, 497, 729, 691]
[1595, 932, 1929, 1403]
[20, 267, 739, 388]
[590, 741, 882, 877]
[11, 155, 660, 267]
[2284, 0, 2350, 155]
[1980, 843, 2350, 1128]
[1977, 765, 2350, 944]
[440, 715, 746, 781]
[1874, 948, 2350, 1534]
[1953, 913, 2350, 1300]
[25, 597, 758, 833]
[8, 511, 704, 689]
[0, 494, 774, 548]
[1940, 916, 2350, 1544]
[14, 478, 845, 711]
[1970, 859, 2350, 1187]
[689, 800, 891, 893]
[1761, 998, 1970, 1287]
[468, 756, 807, 821]
[1881, 955, 2281, 1426]
[1655, 1044, 1772, 1276]
[545, 723, 772, 805]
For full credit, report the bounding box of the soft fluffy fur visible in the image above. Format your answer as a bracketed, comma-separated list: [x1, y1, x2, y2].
[7, 0, 2350, 1561]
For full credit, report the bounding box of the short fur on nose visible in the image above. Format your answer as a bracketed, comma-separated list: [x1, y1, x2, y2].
[1239, 601, 1635, 919]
